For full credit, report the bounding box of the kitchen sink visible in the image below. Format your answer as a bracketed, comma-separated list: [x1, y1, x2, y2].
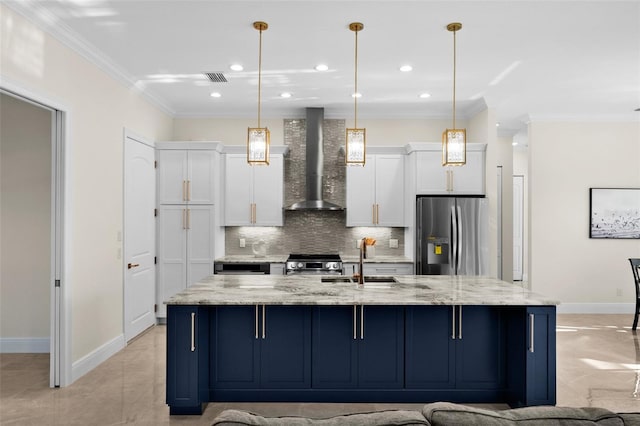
[362, 276, 397, 283]
[320, 277, 354, 283]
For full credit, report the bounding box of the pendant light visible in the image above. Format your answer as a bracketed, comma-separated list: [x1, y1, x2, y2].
[346, 22, 366, 166]
[442, 22, 466, 166]
[247, 21, 270, 165]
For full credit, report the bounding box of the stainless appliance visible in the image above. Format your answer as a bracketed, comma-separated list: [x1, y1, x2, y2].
[214, 262, 270, 275]
[416, 196, 488, 275]
[286, 254, 343, 275]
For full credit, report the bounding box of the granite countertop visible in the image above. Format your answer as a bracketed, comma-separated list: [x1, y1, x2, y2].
[166, 275, 559, 306]
[215, 255, 413, 264]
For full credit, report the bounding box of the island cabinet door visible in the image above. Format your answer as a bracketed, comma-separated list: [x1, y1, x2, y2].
[405, 306, 456, 389]
[210, 306, 260, 389]
[311, 306, 358, 389]
[259, 305, 311, 389]
[525, 306, 556, 406]
[454, 306, 507, 390]
[357, 306, 404, 389]
[166, 305, 209, 415]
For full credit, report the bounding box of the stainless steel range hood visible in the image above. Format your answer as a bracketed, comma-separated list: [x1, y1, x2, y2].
[286, 108, 344, 211]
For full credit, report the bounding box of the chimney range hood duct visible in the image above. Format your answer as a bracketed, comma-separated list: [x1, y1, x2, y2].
[286, 108, 344, 211]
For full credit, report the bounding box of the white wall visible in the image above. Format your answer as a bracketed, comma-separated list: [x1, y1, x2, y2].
[1, 4, 173, 367]
[0, 93, 51, 347]
[529, 121, 640, 310]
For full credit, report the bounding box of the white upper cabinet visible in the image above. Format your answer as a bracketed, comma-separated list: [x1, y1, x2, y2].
[412, 143, 486, 195]
[158, 149, 216, 205]
[224, 153, 284, 226]
[347, 153, 405, 227]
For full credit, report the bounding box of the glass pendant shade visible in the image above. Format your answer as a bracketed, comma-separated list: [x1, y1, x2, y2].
[442, 128, 466, 166]
[247, 127, 270, 165]
[346, 128, 366, 165]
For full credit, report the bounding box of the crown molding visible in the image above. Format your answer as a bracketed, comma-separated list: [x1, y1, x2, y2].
[3, 1, 175, 117]
[527, 113, 639, 123]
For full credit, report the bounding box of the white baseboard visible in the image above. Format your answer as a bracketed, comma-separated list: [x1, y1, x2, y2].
[557, 303, 636, 314]
[71, 334, 125, 383]
[0, 337, 50, 353]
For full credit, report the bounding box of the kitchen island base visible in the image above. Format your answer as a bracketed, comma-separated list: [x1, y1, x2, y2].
[166, 304, 555, 415]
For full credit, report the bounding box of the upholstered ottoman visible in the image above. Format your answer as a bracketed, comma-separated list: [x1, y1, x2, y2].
[211, 409, 429, 425]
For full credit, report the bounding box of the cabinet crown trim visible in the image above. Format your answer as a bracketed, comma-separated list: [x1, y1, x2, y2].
[156, 141, 224, 151]
[223, 145, 290, 155]
[405, 142, 487, 153]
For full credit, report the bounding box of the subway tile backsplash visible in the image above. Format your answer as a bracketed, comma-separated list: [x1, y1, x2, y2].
[224, 118, 405, 257]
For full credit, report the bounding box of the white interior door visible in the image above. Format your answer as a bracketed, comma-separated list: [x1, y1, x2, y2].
[124, 133, 156, 342]
[513, 175, 524, 281]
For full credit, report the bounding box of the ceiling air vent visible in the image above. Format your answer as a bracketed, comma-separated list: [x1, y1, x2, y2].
[204, 72, 227, 83]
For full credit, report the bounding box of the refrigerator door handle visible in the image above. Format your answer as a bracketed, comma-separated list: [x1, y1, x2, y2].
[451, 205, 457, 274]
[457, 205, 463, 272]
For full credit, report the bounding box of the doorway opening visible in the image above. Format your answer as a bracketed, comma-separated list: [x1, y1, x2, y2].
[0, 86, 68, 387]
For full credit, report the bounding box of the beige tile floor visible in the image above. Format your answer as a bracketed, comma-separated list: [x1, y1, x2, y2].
[1, 314, 638, 425]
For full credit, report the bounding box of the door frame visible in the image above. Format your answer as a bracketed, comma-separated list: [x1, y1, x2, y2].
[122, 128, 156, 341]
[1, 78, 71, 387]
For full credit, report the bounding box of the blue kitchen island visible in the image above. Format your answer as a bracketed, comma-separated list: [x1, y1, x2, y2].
[165, 275, 558, 415]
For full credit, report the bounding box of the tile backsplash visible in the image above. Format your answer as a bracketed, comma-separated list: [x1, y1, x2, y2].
[224, 117, 405, 257]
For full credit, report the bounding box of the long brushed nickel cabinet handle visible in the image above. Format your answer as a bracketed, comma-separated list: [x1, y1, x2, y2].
[529, 313, 535, 353]
[190, 312, 196, 352]
[255, 305, 259, 339]
[360, 305, 364, 340]
[353, 305, 357, 340]
[451, 306, 456, 340]
[262, 304, 266, 339]
[458, 305, 463, 340]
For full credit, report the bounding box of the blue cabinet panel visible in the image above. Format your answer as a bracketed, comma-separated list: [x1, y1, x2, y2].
[210, 306, 260, 389]
[166, 305, 207, 414]
[358, 306, 404, 389]
[312, 306, 358, 388]
[405, 306, 456, 389]
[260, 305, 312, 388]
[455, 306, 506, 389]
[526, 306, 556, 405]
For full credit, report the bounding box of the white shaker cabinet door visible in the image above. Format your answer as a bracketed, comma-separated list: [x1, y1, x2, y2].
[187, 151, 216, 204]
[346, 155, 376, 226]
[415, 151, 448, 194]
[375, 155, 405, 226]
[448, 150, 485, 194]
[253, 155, 284, 226]
[157, 205, 188, 317]
[224, 154, 254, 225]
[186, 205, 215, 286]
[158, 150, 188, 204]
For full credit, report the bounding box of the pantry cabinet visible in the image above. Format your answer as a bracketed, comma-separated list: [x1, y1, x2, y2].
[224, 153, 284, 226]
[158, 150, 216, 205]
[346, 154, 405, 226]
[156, 142, 220, 318]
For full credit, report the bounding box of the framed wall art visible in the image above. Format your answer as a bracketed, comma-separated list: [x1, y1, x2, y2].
[589, 188, 640, 239]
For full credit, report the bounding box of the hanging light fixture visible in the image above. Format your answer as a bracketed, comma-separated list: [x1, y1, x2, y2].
[442, 22, 466, 166]
[346, 22, 366, 166]
[247, 21, 270, 165]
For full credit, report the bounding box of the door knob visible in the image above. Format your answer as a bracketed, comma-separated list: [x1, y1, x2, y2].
[127, 263, 140, 269]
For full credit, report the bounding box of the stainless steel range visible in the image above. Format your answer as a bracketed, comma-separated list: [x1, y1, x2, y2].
[286, 254, 343, 275]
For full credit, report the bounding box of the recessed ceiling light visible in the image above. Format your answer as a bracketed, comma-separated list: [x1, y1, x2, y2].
[280, 92, 292, 98]
[210, 92, 221, 98]
[496, 122, 500, 127]
[352, 92, 362, 98]
[512, 142, 518, 146]
[400, 65, 413, 72]
[315, 64, 329, 71]
[419, 93, 431, 99]
[229, 64, 243, 71]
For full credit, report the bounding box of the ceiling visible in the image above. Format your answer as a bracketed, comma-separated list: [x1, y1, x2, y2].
[5, 1, 640, 132]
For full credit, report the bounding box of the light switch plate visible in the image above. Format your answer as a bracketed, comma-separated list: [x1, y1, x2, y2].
[240, 238, 246, 248]
[389, 239, 399, 248]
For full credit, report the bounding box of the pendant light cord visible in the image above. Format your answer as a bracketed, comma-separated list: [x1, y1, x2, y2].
[354, 28, 359, 128]
[258, 27, 263, 128]
[452, 27, 456, 130]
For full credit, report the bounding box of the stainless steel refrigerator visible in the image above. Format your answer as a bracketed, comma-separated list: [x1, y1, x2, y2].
[416, 196, 488, 275]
